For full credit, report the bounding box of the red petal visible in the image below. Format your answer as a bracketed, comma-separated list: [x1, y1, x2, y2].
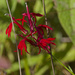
[26, 38, 37, 46]
[16, 18, 27, 25]
[18, 40, 24, 55]
[38, 27, 44, 35]
[23, 42, 30, 54]
[38, 25, 53, 31]
[22, 13, 27, 16]
[40, 39, 47, 46]
[16, 19, 22, 21]
[26, 31, 37, 37]
[50, 42, 56, 45]
[18, 31, 37, 38]
[26, 4, 34, 32]
[30, 13, 43, 17]
[40, 39, 50, 44]
[6, 22, 12, 37]
[18, 34, 25, 38]
[38, 42, 46, 50]
[47, 38, 56, 41]
[13, 17, 28, 34]
[33, 22, 43, 39]
[6, 27, 9, 35]
[31, 13, 43, 23]
[18, 40, 30, 55]
[18, 34, 37, 46]
[47, 46, 50, 49]
[22, 15, 27, 25]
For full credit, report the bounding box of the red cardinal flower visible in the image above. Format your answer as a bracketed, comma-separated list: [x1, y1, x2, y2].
[18, 26, 55, 54]
[32, 36, 56, 54]
[6, 22, 12, 37]
[6, 17, 27, 38]
[40, 38, 56, 46]
[6, 4, 56, 55]
[12, 17, 28, 34]
[22, 13, 43, 24]
[25, 3, 34, 33]
[18, 34, 37, 46]
[36, 24, 53, 40]
[38, 38, 56, 54]
[17, 39, 29, 55]
[30, 13, 43, 23]
[16, 37, 37, 55]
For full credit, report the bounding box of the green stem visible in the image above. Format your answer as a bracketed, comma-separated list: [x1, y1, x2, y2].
[52, 55, 75, 75]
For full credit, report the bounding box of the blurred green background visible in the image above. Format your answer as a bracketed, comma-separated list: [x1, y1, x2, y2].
[0, 0, 75, 75]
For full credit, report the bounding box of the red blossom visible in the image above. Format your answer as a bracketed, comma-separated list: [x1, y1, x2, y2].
[18, 30, 56, 54]
[25, 3, 34, 33]
[6, 17, 27, 38]
[15, 35, 37, 55]
[18, 34, 37, 46]
[22, 13, 43, 24]
[30, 13, 43, 23]
[36, 24, 53, 39]
[33, 21, 43, 39]
[32, 36, 56, 54]
[16, 17, 27, 26]
[13, 17, 28, 34]
[6, 22, 12, 37]
[40, 38, 56, 46]
[38, 24, 53, 31]
[6, 4, 56, 55]
[17, 39, 30, 55]
[22, 4, 43, 33]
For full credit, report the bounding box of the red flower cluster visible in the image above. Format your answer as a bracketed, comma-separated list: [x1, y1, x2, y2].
[6, 4, 56, 55]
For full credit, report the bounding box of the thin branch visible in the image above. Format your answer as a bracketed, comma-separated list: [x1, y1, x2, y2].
[42, 0, 55, 75]
[6, 0, 22, 75]
[42, 0, 49, 36]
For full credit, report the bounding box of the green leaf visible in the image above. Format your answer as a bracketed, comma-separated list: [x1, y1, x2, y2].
[53, 55, 75, 75]
[35, 65, 49, 75]
[11, 0, 17, 13]
[68, 66, 74, 73]
[62, 48, 75, 62]
[56, 0, 75, 45]
[28, 54, 43, 66]
[0, 0, 7, 9]
[70, 0, 75, 31]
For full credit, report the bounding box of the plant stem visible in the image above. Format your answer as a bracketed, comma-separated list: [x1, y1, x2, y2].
[49, 52, 55, 75]
[52, 55, 75, 75]
[42, 0, 55, 75]
[6, 0, 22, 75]
[42, 0, 49, 36]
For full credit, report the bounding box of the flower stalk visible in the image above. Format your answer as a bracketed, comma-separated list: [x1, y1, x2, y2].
[42, 0, 55, 75]
[6, 0, 22, 75]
